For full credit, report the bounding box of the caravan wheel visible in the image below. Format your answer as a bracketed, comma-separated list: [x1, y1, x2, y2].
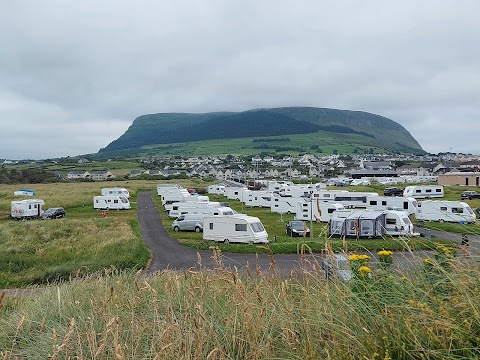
[224, 238, 230, 244]
[439, 219, 444, 223]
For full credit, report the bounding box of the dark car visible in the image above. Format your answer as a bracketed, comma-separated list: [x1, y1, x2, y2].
[461, 191, 480, 200]
[383, 187, 404, 197]
[42, 207, 66, 219]
[286, 220, 310, 237]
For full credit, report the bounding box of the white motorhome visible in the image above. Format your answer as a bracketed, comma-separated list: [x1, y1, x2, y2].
[93, 196, 131, 210]
[270, 193, 300, 214]
[366, 196, 417, 215]
[416, 200, 476, 223]
[101, 187, 130, 198]
[245, 190, 273, 208]
[10, 199, 45, 220]
[403, 185, 444, 199]
[203, 214, 269, 244]
[295, 199, 346, 222]
[329, 209, 415, 237]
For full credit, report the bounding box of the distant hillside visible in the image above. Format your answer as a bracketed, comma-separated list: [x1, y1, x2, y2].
[99, 107, 424, 155]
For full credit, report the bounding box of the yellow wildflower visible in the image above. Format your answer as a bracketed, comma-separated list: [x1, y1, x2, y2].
[377, 250, 393, 257]
[358, 265, 371, 273]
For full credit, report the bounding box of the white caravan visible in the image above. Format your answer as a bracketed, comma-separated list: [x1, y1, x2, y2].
[10, 199, 45, 219]
[225, 187, 248, 201]
[310, 190, 349, 202]
[157, 184, 181, 196]
[278, 184, 325, 198]
[265, 181, 294, 192]
[416, 200, 476, 223]
[207, 184, 226, 195]
[366, 196, 418, 215]
[270, 193, 300, 214]
[168, 201, 220, 218]
[320, 191, 379, 208]
[101, 187, 130, 198]
[245, 190, 273, 208]
[93, 196, 131, 210]
[403, 185, 444, 199]
[203, 214, 269, 244]
[295, 199, 345, 222]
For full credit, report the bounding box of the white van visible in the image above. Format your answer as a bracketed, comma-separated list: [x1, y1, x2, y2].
[416, 200, 476, 223]
[93, 195, 131, 210]
[101, 187, 130, 198]
[203, 214, 269, 244]
[172, 214, 204, 232]
[403, 185, 444, 199]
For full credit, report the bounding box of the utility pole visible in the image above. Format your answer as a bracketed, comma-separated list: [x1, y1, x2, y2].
[310, 190, 314, 241]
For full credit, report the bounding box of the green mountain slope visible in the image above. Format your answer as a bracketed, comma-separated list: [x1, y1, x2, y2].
[99, 107, 424, 155]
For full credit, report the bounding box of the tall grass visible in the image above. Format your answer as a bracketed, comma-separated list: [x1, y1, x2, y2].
[1, 251, 479, 359]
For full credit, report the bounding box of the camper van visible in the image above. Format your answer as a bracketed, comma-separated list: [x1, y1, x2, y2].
[295, 199, 346, 222]
[10, 199, 45, 220]
[403, 185, 444, 199]
[101, 188, 130, 198]
[203, 214, 269, 244]
[366, 196, 417, 215]
[329, 209, 414, 237]
[93, 196, 131, 210]
[416, 200, 476, 223]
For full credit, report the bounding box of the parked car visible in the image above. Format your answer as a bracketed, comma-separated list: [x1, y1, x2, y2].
[172, 214, 204, 232]
[321, 254, 353, 281]
[42, 207, 65, 219]
[285, 220, 310, 237]
[383, 187, 404, 197]
[461, 191, 480, 200]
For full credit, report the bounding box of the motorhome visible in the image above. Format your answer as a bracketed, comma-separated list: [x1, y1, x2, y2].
[203, 214, 269, 244]
[93, 195, 131, 210]
[245, 190, 273, 208]
[366, 196, 417, 215]
[10, 199, 45, 220]
[328, 209, 414, 237]
[415, 200, 476, 223]
[295, 199, 346, 222]
[403, 185, 444, 199]
[101, 187, 130, 198]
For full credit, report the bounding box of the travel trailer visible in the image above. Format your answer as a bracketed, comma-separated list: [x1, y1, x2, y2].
[157, 184, 182, 196]
[168, 201, 221, 218]
[366, 196, 417, 215]
[206, 184, 226, 195]
[101, 187, 130, 198]
[10, 199, 45, 220]
[270, 193, 300, 214]
[295, 199, 346, 222]
[312, 191, 379, 208]
[329, 209, 415, 237]
[265, 181, 294, 192]
[203, 214, 269, 244]
[415, 200, 476, 223]
[245, 190, 273, 208]
[169, 203, 235, 218]
[225, 187, 248, 201]
[403, 185, 444, 199]
[13, 189, 35, 196]
[278, 183, 325, 198]
[93, 195, 131, 210]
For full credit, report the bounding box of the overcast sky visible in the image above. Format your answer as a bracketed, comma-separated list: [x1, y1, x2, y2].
[1, 1, 479, 159]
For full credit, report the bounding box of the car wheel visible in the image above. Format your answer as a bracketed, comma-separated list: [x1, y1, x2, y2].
[195, 226, 201, 233]
[174, 226, 180, 232]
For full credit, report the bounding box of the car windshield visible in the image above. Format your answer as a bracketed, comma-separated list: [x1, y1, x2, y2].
[45, 209, 56, 214]
[290, 221, 305, 230]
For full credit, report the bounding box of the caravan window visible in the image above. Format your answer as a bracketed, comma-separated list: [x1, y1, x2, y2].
[209, 223, 213, 230]
[466, 207, 474, 214]
[251, 222, 265, 233]
[370, 201, 377, 205]
[328, 208, 335, 214]
[235, 224, 247, 232]
[403, 202, 409, 210]
[382, 201, 387, 206]
[426, 189, 432, 193]
[451, 207, 464, 214]
[415, 190, 421, 193]
[114, 200, 119, 204]
[436, 189, 442, 192]
[440, 207, 447, 211]
[386, 218, 397, 225]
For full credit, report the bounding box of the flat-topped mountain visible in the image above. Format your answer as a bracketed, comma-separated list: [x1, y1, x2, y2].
[99, 107, 424, 156]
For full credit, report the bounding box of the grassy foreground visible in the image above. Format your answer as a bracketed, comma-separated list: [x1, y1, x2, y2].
[1, 250, 479, 359]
